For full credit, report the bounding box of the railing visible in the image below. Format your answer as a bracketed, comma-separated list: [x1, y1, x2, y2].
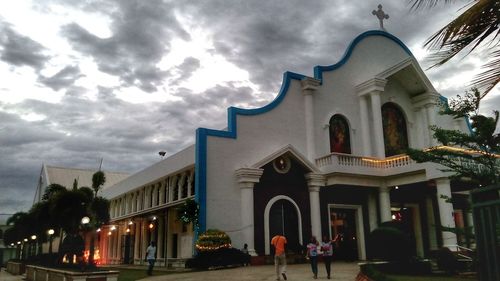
[316, 153, 416, 169]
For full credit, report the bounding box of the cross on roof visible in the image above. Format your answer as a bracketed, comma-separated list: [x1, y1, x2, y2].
[372, 4, 389, 31]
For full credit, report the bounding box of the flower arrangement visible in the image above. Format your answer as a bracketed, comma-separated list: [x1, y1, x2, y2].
[195, 229, 232, 252]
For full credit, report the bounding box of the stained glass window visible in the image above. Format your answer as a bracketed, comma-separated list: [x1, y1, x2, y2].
[329, 115, 351, 154]
[382, 103, 409, 156]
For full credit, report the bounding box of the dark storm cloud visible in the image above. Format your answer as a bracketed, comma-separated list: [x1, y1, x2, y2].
[38, 65, 84, 91]
[0, 20, 50, 70]
[59, 0, 189, 92]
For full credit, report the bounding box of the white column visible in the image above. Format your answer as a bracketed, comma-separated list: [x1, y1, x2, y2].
[426, 197, 438, 250]
[359, 95, 372, 156]
[367, 192, 378, 231]
[306, 173, 325, 240]
[425, 104, 437, 146]
[235, 168, 264, 256]
[379, 185, 392, 223]
[370, 91, 386, 158]
[356, 78, 387, 158]
[301, 78, 321, 162]
[413, 107, 425, 149]
[141, 220, 148, 264]
[436, 178, 458, 248]
[157, 215, 164, 259]
[133, 220, 141, 262]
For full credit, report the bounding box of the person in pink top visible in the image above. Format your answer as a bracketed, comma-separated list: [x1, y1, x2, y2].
[271, 234, 287, 280]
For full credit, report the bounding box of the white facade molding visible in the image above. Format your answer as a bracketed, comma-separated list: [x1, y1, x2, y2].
[300, 77, 321, 95]
[355, 77, 387, 97]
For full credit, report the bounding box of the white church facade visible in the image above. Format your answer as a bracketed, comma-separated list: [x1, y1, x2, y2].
[98, 30, 474, 265]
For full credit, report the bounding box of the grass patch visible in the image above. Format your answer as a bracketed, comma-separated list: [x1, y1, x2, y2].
[386, 274, 477, 281]
[107, 268, 173, 281]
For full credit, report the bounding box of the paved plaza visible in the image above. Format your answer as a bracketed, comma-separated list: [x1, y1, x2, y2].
[1, 262, 359, 281]
[139, 262, 360, 281]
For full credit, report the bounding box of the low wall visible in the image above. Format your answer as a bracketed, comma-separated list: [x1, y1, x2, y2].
[25, 265, 119, 281]
[6, 261, 25, 275]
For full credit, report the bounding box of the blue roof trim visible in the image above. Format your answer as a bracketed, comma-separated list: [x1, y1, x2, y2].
[194, 71, 305, 234]
[314, 30, 415, 82]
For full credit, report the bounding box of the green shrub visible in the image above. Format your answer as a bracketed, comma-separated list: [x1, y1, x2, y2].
[186, 247, 249, 269]
[436, 247, 458, 274]
[368, 224, 414, 261]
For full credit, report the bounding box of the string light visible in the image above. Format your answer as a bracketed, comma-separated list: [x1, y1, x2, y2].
[424, 145, 500, 158]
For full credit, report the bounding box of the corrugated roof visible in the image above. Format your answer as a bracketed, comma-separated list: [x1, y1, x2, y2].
[45, 166, 130, 191]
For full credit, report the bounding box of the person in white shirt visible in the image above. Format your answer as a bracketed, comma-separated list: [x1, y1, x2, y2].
[146, 241, 157, 276]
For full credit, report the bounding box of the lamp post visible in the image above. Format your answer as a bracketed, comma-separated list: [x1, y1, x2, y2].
[31, 235, 37, 257]
[48, 229, 55, 255]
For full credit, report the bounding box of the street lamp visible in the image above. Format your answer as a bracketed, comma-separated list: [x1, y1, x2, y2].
[81, 216, 90, 225]
[31, 235, 37, 257]
[47, 229, 55, 255]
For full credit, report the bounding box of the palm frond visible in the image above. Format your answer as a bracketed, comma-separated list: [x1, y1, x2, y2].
[471, 49, 500, 96]
[409, 0, 462, 10]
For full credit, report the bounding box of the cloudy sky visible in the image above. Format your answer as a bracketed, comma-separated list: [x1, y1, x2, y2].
[0, 0, 498, 220]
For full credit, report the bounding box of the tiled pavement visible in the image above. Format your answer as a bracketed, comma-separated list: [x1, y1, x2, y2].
[1, 262, 360, 281]
[138, 262, 360, 281]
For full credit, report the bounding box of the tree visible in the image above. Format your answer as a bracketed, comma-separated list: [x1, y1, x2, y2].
[87, 171, 109, 267]
[407, 88, 499, 186]
[410, 0, 500, 95]
[91, 171, 106, 197]
[42, 184, 66, 201]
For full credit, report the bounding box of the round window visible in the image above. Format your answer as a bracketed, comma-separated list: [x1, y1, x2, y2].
[273, 155, 291, 174]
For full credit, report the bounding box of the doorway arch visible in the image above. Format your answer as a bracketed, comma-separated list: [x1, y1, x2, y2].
[264, 195, 303, 255]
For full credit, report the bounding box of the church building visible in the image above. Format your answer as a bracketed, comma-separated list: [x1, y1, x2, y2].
[99, 30, 474, 266]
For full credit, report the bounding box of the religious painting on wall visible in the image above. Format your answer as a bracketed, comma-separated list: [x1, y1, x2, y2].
[382, 103, 409, 156]
[329, 115, 351, 154]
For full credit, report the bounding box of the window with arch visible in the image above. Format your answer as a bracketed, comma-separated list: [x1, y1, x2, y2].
[382, 102, 409, 156]
[329, 114, 351, 154]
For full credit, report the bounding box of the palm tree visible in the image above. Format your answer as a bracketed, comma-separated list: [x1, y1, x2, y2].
[88, 171, 108, 267]
[410, 0, 500, 96]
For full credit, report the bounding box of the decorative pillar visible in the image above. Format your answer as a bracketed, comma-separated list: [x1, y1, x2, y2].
[141, 220, 148, 264]
[378, 185, 392, 223]
[425, 104, 437, 146]
[411, 92, 440, 148]
[436, 178, 458, 248]
[133, 220, 141, 262]
[413, 106, 425, 149]
[157, 215, 165, 259]
[370, 91, 385, 158]
[426, 197, 438, 250]
[356, 78, 387, 158]
[305, 173, 325, 240]
[235, 167, 264, 256]
[359, 95, 372, 156]
[301, 77, 321, 162]
[367, 192, 378, 231]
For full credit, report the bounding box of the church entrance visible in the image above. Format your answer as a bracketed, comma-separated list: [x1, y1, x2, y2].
[330, 208, 358, 260]
[269, 199, 301, 253]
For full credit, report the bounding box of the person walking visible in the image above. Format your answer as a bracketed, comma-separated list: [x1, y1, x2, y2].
[321, 235, 339, 279]
[145, 241, 157, 276]
[271, 234, 287, 281]
[306, 236, 319, 279]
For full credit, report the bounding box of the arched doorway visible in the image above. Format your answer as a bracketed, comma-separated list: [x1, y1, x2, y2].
[264, 196, 303, 255]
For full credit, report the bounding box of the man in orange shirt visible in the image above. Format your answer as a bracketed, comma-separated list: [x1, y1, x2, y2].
[271, 234, 287, 280]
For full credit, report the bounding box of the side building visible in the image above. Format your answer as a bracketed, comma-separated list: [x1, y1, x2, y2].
[101, 30, 478, 266]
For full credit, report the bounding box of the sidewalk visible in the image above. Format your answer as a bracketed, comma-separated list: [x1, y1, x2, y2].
[138, 262, 360, 281]
[0, 268, 24, 281]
